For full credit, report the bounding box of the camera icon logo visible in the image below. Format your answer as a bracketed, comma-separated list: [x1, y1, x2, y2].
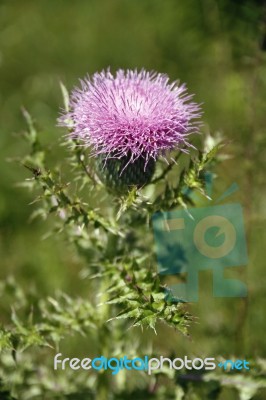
[152, 202, 248, 302]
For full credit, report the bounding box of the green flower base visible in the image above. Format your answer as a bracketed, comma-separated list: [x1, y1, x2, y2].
[95, 154, 155, 193]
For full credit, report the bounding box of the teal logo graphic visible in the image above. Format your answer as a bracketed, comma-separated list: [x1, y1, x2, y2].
[152, 185, 248, 302]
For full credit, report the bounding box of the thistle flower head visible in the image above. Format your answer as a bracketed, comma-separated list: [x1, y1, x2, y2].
[60, 69, 202, 165]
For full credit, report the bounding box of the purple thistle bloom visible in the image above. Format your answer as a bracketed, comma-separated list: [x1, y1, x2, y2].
[60, 69, 202, 167]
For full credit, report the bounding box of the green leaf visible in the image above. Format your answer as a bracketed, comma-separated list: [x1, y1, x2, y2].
[60, 81, 70, 113]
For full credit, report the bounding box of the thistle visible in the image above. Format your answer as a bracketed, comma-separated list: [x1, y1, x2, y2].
[60, 69, 202, 191]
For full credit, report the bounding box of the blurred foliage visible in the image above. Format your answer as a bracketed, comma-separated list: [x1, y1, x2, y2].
[1, 0, 266, 399]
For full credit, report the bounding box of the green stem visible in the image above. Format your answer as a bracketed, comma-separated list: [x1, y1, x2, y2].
[150, 151, 183, 184]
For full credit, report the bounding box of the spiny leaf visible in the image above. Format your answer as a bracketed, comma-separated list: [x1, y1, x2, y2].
[60, 81, 70, 113]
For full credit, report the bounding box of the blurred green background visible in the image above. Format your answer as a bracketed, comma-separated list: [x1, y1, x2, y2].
[0, 0, 266, 396]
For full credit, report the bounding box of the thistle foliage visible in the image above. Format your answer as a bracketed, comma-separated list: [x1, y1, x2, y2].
[0, 92, 265, 399]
